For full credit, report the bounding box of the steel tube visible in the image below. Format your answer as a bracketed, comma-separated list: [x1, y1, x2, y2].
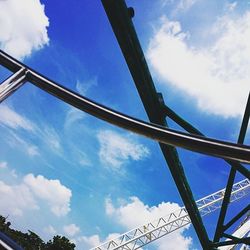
[162, 105, 249, 178]
[26, 70, 250, 164]
[0, 50, 250, 164]
[214, 92, 250, 242]
[0, 68, 27, 103]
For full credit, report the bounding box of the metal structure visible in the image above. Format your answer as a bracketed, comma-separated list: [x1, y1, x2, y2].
[219, 213, 250, 250]
[101, 1, 250, 249]
[93, 179, 250, 250]
[0, 51, 249, 164]
[0, 231, 23, 250]
[0, 0, 249, 249]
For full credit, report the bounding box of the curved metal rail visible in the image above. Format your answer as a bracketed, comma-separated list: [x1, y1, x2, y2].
[1, 50, 250, 164]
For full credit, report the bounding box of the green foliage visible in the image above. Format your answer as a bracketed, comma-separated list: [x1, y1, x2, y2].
[44, 235, 75, 250]
[0, 215, 76, 250]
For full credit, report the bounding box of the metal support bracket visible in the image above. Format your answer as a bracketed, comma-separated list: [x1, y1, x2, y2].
[0, 68, 27, 103]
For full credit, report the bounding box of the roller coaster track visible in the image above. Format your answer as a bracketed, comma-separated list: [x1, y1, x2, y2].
[0, 50, 250, 164]
[0, 1, 250, 248]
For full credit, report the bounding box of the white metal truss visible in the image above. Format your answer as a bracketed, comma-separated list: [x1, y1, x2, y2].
[218, 214, 250, 250]
[92, 179, 250, 250]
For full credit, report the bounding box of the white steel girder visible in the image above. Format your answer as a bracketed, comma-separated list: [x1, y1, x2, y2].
[92, 179, 250, 250]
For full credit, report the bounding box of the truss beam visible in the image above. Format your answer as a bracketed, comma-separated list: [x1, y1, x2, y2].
[223, 205, 250, 232]
[0, 1, 249, 249]
[214, 92, 250, 243]
[101, 0, 210, 248]
[101, 0, 250, 248]
[0, 40, 250, 250]
[92, 179, 250, 250]
[161, 104, 249, 178]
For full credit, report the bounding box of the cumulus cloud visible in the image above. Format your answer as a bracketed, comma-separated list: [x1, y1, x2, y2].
[73, 233, 122, 250]
[105, 196, 181, 228]
[0, 179, 39, 216]
[73, 235, 101, 249]
[72, 197, 191, 249]
[147, 12, 250, 117]
[97, 130, 150, 170]
[24, 174, 72, 216]
[156, 232, 193, 250]
[0, 0, 49, 59]
[63, 224, 80, 237]
[105, 197, 192, 250]
[0, 172, 72, 218]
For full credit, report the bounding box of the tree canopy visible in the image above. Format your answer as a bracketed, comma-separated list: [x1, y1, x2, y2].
[0, 215, 75, 250]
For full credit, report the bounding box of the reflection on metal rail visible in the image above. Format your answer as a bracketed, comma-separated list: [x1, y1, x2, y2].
[92, 179, 250, 250]
[1, 50, 250, 165]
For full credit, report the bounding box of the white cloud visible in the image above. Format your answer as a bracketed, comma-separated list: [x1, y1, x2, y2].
[63, 224, 80, 237]
[41, 126, 62, 153]
[0, 104, 35, 131]
[0, 104, 63, 156]
[10, 169, 18, 178]
[147, 12, 250, 117]
[74, 235, 101, 249]
[226, 2, 237, 12]
[73, 233, 121, 250]
[0, 161, 8, 169]
[24, 174, 72, 217]
[156, 232, 192, 250]
[161, 0, 197, 13]
[0, 0, 49, 59]
[161, 0, 174, 7]
[6, 131, 40, 157]
[76, 149, 92, 167]
[27, 145, 40, 156]
[105, 196, 181, 228]
[0, 173, 72, 218]
[104, 233, 122, 243]
[76, 77, 98, 96]
[97, 130, 150, 170]
[0, 180, 39, 216]
[105, 198, 115, 216]
[105, 196, 192, 250]
[44, 225, 57, 236]
[64, 107, 85, 129]
[74, 197, 191, 250]
[79, 156, 91, 167]
[176, 0, 197, 12]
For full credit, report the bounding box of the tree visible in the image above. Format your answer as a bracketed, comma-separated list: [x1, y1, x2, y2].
[44, 235, 75, 250]
[0, 215, 75, 249]
[0, 215, 11, 232]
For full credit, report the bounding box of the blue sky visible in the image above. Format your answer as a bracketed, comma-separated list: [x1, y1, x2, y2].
[0, 0, 249, 249]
